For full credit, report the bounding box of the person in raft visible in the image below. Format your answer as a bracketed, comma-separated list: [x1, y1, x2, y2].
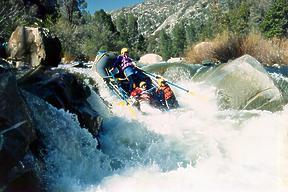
[156, 78, 179, 110]
[130, 81, 152, 103]
[109, 48, 138, 93]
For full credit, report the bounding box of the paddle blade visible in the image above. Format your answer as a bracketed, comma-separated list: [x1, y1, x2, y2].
[188, 90, 196, 96]
[187, 90, 209, 101]
[118, 101, 127, 106]
[117, 101, 137, 118]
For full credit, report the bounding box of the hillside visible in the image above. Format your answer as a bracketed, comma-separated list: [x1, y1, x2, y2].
[111, 0, 211, 36]
[111, 0, 275, 38]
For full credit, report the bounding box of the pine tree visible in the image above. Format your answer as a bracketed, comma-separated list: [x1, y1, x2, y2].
[57, 0, 87, 24]
[136, 34, 147, 53]
[81, 9, 119, 56]
[127, 14, 139, 48]
[171, 22, 186, 57]
[146, 35, 158, 53]
[227, 1, 251, 36]
[158, 30, 172, 60]
[94, 9, 117, 33]
[185, 22, 198, 45]
[115, 13, 137, 47]
[0, 0, 26, 39]
[260, 0, 288, 38]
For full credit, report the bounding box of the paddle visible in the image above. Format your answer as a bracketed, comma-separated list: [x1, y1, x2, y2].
[107, 69, 138, 117]
[108, 70, 129, 103]
[138, 69, 196, 96]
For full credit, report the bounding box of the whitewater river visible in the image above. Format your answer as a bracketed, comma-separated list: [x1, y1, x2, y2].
[36, 64, 288, 192]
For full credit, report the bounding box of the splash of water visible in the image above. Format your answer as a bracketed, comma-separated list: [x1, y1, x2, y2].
[43, 65, 288, 192]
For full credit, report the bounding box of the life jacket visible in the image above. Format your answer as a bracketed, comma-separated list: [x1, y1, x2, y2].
[131, 87, 151, 102]
[158, 85, 174, 100]
[131, 87, 142, 97]
[120, 55, 133, 71]
[139, 91, 151, 102]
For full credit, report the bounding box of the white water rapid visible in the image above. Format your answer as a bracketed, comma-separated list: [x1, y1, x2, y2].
[41, 65, 288, 192]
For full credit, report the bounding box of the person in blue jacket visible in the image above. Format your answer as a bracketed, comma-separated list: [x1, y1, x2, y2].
[110, 48, 138, 93]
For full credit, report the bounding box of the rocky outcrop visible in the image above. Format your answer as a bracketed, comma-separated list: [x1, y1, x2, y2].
[111, 0, 211, 36]
[18, 66, 102, 138]
[1, 26, 103, 190]
[0, 59, 11, 73]
[197, 54, 283, 111]
[8, 26, 61, 68]
[0, 69, 36, 187]
[0, 64, 102, 190]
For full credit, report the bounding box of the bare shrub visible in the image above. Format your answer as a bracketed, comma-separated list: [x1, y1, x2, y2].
[185, 41, 215, 64]
[185, 32, 242, 64]
[185, 32, 288, 65]
[212, 32, 242, 62]
[242, 33, 288, 65]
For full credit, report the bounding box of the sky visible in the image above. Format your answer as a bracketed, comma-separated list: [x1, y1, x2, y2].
[86, 0, 144, 13]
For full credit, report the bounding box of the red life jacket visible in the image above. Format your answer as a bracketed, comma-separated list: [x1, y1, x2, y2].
[139, 92, 151, 102]
[131, 87, 142, 97]
[131, 87, 151, 102]
[159, 85, 174, 100]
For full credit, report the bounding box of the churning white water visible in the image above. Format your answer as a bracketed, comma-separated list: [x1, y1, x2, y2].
[44, 65, 288, 192]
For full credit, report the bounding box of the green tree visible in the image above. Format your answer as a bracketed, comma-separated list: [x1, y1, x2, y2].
[227, 1, 251, 36]
[93, 9, 117, 33]
[158, 30, 172, 60]
[260, 0, 288, 38]
[185, 22, 197, 45]
[51, 17, 83, 59]
[81, 9, 119, 57]
[114, 13, 128, 46]
[114, 13, 142, 55]
[0, 0, 26, 39]
[209, 1, 228, 35]
[171, 22, 186, 57]
[146, 35, 158, 53]
[127, 14, 139, 47]
[136, 34, 147, 53]
[57, 0, 87, 24]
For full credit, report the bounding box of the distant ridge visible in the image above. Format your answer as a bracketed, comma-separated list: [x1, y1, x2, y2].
[111, 0, 211, 37]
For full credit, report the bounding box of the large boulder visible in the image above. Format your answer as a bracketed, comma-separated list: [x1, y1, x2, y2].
[193, 42, 214, 56]
[0, 70, 36, 186]
[167, 57, 185, 63]
[139, 53, 163, 65]
[0, 59, 11, 73]
[186, 42, 216, 64]
[8, 26, 61, 68]
[18, 66, 102, 138]
[0, 65, 103, 190]
[198, 54, 283, 111]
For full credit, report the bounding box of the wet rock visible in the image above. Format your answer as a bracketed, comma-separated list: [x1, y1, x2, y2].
[0, 71, 36, 186]
[0, 59, 12, 73]
[3, 149, 43, 192]
[8, 26, 61, 68]
[198, 54, 283, 111]
[167, 57, 185, 63]
[18, 66, 102, 138]
[5, 170, 42, 192]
